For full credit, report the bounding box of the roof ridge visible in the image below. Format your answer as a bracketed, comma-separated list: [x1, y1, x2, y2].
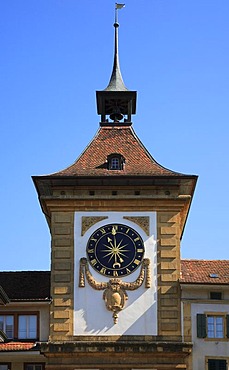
[130, 126, 189, 177]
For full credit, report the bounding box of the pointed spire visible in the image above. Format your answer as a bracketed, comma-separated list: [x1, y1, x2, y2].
[104, 5, 128, 91]
[96, 4, 136, 124]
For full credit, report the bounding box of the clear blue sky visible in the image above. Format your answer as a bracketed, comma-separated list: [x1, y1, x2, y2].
[1, 0, 229, 271]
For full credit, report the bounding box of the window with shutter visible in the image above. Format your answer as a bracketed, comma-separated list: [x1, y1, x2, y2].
[208, 359, 227, 370]
[207, 316, 224, 338]
[197, 313, 229, 339]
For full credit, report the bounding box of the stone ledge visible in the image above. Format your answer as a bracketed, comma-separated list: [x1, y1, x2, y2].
[39, 340, 192, 355]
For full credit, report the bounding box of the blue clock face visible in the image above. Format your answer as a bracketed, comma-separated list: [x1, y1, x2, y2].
[86, 223, 145, 277]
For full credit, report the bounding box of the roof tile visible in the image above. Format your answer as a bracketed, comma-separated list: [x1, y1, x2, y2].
[0, 271, 51, 300]
[50, 126, 184, 177]
[0, 342, 36, 351]
[180, 259, 229, 284]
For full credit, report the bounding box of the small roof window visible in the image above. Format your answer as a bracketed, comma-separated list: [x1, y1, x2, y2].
[209, 273, 219, 278]
[107, 153, 125, 170]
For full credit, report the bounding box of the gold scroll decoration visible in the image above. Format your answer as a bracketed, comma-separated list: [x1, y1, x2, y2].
[79, 258, 151, 324]
[81, 216, 108, 236]
[123, 216, 149, 236]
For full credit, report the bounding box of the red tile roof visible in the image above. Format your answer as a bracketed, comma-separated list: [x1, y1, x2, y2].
[50, 126, 185, 177]
[180, 259, 229, 284]
[0, 342, 36, 351]
[0, 271, 51, 301]
[1, 260, 228, 305]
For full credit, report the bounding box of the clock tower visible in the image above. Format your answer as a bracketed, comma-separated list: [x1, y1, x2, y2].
[33, 7, 197, 370]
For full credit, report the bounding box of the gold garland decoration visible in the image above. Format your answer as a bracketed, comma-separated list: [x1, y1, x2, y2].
[79, 257, 151, 324]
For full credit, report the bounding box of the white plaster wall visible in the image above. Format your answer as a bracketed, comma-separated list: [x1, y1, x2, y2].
[191, 303, 229, 370]
[182, 286, 229, 300]
[74, 211, 157, 336]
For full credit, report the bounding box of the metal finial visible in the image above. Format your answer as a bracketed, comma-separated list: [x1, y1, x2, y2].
[104, 3, 127, 91]
[115, 3, 125, 24]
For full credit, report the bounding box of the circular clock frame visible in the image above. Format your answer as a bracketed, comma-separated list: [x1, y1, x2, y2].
[86, 223, 145, 277]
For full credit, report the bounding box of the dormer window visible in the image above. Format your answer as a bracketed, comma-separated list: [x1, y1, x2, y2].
[107, 154, 125, 170]
[111, 157, 120, 169]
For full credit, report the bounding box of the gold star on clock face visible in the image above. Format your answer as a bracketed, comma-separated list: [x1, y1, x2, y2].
[86, 224, 145, 277]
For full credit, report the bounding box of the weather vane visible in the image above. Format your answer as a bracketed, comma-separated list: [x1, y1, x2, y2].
[115, 3, 125, 24]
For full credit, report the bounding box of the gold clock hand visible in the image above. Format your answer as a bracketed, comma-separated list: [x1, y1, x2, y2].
[103, 234, 129, 267]
[112, 235, 121, 268]
[111, 226, 117, 235]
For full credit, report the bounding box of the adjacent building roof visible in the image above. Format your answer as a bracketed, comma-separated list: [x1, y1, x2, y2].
[1, 261, 229, 305]
[180, 259, 229, 284]
[0, 342, 36, 351]
[0, 271, 51, 301]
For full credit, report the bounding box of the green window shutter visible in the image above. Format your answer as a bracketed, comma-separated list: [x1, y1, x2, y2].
[197, 313, 206, 338]
[226, 315, 229, 338]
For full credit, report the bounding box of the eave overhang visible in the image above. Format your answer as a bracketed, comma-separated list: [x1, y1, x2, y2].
[0, 286, 10, 305]
[8, 298, 52, 303]
[33, 174, 197, 196]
